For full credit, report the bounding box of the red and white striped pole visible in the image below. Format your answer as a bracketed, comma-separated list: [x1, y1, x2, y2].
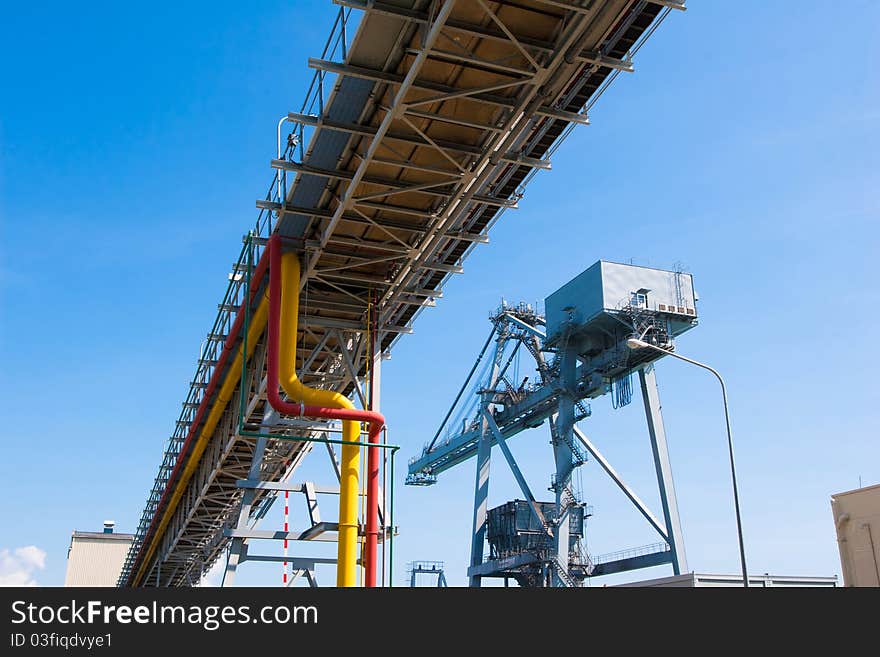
[283, 490, 289, 585]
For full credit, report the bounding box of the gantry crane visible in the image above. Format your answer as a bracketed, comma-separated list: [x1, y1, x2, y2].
[408, 261, 698, 586]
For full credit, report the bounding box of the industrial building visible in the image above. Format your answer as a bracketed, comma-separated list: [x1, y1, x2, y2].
[831, 484, 880, 587]
[64, 522, 134, 587]
[617, 573, 838, 588]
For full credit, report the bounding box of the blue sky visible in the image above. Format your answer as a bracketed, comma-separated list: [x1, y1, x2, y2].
[1, 1, 877, 587]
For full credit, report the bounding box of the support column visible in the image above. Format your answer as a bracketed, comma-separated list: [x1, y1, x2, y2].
[639, 364, 688, 575]
[468, 327, 505, 587]
[552, 346, 577, 586]
[369, 333, 382, 412]
[468, 394, 493, 587]
[222, 407, 276, 586]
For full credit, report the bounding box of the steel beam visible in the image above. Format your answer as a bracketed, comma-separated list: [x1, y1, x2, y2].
[410, 47, 534, 77]
[403, 287, 443, 298]
[405, 79, 530, 109]
[304, 482, 321, 527]
[235, 480, 341, 494]
[303, 63, 588, 125]
[468, 336, 504, 587]
[553, 346, 577, 585]
[335, 329, 367, 408]
[240, 555, 337, 567]
[650, 0, 686, 10]
[418, 261, 462, 274]
[502, 312, 546, 339]
[366, 155, 462, 178]
[315, 253, 403, 274]
[590, 549, 673, 577]
[352, 200, 436, 218]
[467, 551, 539, 578]
[222, 407, 274, 587]
[483, 408, 550, 533]
[271, 159, 515, 207]
[530, 0, 596, 13]
[474, 0, 542, 71]
[579, 50, 634, 72]
[444, 231, 488, 243]
[333, 1, 557, 52]
[298, 308, 414, 334]
[315, 235, 409, 255]
[225, 527, 339, 543]
[286, 111, 551, 169]
[639, 364, 688, 575]
[403, 107, 504, 134]
[573, 426, 668, 541]
[256, 199, 425, 233]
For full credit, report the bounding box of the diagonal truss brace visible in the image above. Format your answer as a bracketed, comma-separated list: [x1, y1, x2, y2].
[284, 112, 552, 169]
[572, 426, 668, 541]
[482, 407, 552, 537]
[306, 60, 590, 125]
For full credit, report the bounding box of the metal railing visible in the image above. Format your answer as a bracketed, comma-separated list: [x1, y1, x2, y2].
[270, 7, 356, 212]
[118, 237, 254, 585]
[594, 541, 670, 565]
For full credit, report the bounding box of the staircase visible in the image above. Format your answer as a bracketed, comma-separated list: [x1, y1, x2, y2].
[550, 419, 588, 481]
[523, 335, 553, 384]
[551, 555, 579, 588]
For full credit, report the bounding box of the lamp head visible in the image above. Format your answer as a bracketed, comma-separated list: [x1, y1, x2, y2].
[626, 337, 650, 350]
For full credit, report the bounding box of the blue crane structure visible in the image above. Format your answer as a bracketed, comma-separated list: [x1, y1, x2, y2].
[407, 561, 449, 587]
[408, 261, 699, 586]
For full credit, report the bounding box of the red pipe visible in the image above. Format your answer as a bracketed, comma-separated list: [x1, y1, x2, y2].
[265, 235, 384, 587]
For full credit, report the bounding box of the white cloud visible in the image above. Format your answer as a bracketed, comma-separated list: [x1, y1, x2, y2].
[0, 546, 47, 586]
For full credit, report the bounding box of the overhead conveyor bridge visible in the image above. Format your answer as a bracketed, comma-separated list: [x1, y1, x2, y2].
[120, 0, 684, 587]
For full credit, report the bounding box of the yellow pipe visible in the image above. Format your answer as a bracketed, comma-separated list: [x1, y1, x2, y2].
[278, 251, 360, 587]
[132, 294, 270, 586]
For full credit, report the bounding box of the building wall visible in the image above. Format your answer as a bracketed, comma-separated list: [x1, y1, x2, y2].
[600, 262, 696, 314]
[64, 532, 134, 587]
[617, 573, 838, 587]
[544, 261, 696, 340]
[831, 483, 880, 587]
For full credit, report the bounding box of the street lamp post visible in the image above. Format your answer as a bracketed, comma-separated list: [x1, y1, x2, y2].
[626, 338, 750, 588]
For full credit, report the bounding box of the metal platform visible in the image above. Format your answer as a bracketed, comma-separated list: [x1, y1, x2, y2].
[120, 0, 684, 587]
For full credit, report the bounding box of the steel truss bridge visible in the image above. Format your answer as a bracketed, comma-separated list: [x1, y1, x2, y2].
[120, 0, 685, 587]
